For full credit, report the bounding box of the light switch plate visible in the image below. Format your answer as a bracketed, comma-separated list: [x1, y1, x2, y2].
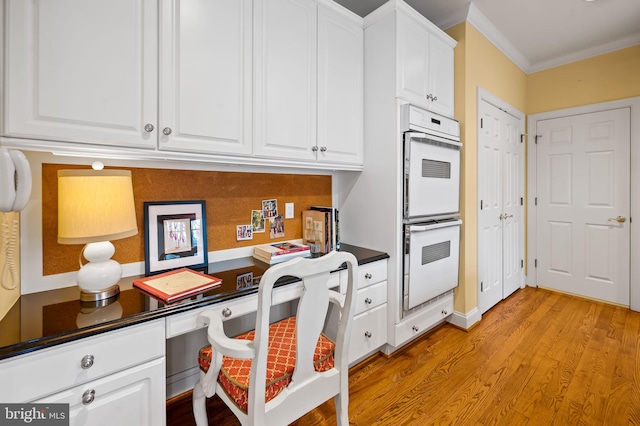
[285, 203, 294, 219]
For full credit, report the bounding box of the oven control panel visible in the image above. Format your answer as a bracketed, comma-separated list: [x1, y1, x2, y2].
[400, 104, 460, 140]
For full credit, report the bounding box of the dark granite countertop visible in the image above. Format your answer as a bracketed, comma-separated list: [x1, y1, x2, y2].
[0, 244, 388, 361]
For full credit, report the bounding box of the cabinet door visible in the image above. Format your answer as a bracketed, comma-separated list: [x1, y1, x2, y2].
[159, 0, 253, 155]
[254, 0, 317, 161]
[4, 0, 157, 148]
[317, 6, 363, 165]
[396, 12, 430, 109]
[35, 358, 166, 426]
[427, 35, 455, 118]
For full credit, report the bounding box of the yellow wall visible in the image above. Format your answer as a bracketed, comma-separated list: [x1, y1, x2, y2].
[446, 22, 528, 315]
[527, 45, 640, 114]
[446, 21, 639, 318]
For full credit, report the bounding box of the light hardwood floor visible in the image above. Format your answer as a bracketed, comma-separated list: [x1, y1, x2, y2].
[166, 286, 640, 425]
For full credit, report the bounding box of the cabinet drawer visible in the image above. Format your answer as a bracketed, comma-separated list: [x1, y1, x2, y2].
[356, 260, 387, 289]
[0, 320, 165, 403]
[392, 295, 453, 348]
[35, 357, 166, 426]
[354, 281, 387, 316]
[349, 304, 387, 364]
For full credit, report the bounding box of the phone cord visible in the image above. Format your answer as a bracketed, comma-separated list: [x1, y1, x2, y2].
[1, 215, 18, 291]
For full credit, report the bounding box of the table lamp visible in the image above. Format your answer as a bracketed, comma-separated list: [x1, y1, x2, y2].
[58, 168, 138, 301]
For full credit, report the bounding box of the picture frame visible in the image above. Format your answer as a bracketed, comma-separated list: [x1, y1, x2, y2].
[143, 200, 208, 276]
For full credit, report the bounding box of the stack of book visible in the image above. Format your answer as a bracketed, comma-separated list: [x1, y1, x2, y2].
[302, 206, 339, 253]
[253, 241, 311, 264]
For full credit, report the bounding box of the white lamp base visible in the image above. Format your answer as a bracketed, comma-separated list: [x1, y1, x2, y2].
[77, 241, 123, 302]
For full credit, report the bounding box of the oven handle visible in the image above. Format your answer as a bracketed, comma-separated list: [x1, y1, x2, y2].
[405, 132, 462, 150]
[407, 219, 462, 233]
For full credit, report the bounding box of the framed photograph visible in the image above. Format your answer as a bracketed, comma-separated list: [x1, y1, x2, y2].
[144, 200, 208, 276]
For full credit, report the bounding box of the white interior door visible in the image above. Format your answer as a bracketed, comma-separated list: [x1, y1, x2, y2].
[478, 94, 525, 315]
[536, 108, 631, 305]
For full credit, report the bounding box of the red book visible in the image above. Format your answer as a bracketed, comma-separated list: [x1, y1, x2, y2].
[133, 267, 222, 304]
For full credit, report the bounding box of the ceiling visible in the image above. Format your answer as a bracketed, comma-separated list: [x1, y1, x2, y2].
[333, 0, 640, 73]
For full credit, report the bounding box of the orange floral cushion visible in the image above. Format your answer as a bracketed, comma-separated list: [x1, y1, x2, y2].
[198, 316, 335, 412]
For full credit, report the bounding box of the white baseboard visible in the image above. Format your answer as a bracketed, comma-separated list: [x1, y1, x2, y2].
[447, 308, 481, 330]
[166, 366, 201, 399]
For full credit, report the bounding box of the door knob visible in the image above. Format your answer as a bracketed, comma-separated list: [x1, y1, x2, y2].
[608, 216, 626, 223]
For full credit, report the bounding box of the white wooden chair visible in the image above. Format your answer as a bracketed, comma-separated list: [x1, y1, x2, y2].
[192, 251, 359, 426]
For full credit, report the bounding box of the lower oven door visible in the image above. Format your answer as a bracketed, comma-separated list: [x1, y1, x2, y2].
[404, 219, 461, 311]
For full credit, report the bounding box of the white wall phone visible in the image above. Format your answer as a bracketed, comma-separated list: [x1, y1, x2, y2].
[0, 147, 32, 292]
[0, 148, 32, 212]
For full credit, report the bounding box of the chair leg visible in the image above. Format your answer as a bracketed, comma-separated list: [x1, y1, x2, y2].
[334, 391, 349, 426]
[192, 381, 209, 426]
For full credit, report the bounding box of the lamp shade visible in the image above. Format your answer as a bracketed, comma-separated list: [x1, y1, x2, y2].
[58, 169, 138, 244]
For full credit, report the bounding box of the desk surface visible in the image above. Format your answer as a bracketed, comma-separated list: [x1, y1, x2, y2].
[0, 244, 388, 361]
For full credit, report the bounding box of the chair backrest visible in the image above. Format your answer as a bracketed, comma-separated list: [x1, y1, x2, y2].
[249, 250, 358, 422]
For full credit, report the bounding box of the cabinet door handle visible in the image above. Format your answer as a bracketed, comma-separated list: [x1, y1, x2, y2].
[311, 146, 318, 152]
[320, 146, 327, 152]
[222, 308, 232, 318]
[80, 354, 94, 369]
[365, 297, 372, 304]
[364, 331, 372, 338]
[441, 309, 448, 316]
[364, 273, 372, 279]
[412, 325, 419, 332]
[163, 127, 172, 136]
[82, 389, 96, 405]
[144, 123, 154, 133]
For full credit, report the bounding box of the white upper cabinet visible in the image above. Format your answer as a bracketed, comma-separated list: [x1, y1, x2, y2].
[4, 0, 158, 148]
[3, 0, 362, 170]
[254, 0, 363, 166]
[396, 8, 455, 117]
[5, 0, 252, 156]
[253, 0, 318, 161]
[317, 5, 364, 165]
[159, 0, 253, 156]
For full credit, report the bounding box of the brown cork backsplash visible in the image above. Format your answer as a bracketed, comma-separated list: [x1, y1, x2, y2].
[42, 164, 332, 276]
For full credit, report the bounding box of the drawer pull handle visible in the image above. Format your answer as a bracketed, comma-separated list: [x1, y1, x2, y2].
[82, 389, 95, 405]
[81, 354, 94, 369]
[364, 273, 372, 279]
[364, 331, 372, 338]
[364, 298, 372, 304]
[412, 325, 419, 333]
[222, 308, 232, 318]
[441, 309, 448, 316]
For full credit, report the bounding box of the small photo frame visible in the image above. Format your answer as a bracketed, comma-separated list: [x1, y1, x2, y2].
[236, 224, 253, 241]
[262, 199, 278, 218]
[144, 200, 208, 276]
[269, 214, 285, 239]
[251, 210, 265, 233]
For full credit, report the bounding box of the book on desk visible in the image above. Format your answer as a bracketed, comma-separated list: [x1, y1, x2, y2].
[253, 241, 311, 264]
[133, 267, 222, 304]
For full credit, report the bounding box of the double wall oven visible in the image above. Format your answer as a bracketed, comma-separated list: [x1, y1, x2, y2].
[401, 104, 462, 316]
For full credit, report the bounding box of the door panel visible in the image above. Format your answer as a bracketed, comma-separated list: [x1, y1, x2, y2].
[478, 98, 525, 315]
[536, 108, 630, 305]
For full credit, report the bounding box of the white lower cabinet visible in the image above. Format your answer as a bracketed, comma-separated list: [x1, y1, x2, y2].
[0, 320, 166, 426]
[390, 294, 453, 350]
[35, 358, 165, 426]
[348, 260, 388, 365]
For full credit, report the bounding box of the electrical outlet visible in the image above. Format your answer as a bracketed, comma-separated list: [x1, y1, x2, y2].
[285, 203, 294, 219]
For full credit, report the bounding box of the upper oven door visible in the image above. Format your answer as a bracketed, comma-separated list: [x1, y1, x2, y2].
[404, 132, 462, 221]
